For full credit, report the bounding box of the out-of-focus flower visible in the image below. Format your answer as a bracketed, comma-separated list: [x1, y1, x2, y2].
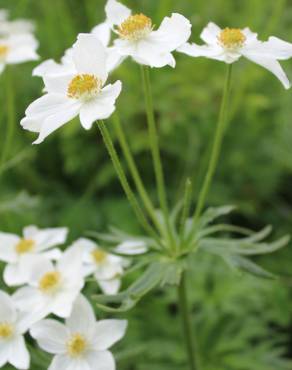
[0, 291, 37, 370]
[101, 0, 191, 68]
[13, 246, 84, 320]
[0, 9, 9, 22]
[0, 33, 39, 74]
[30, 294, 127, 370]
[21, 33, 122, 144]
[178, 22, 292, 89]
[74, 238, 128, 295]
[0, 225, 67, 286]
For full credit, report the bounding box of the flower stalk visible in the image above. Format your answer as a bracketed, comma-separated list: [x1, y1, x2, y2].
[141, 66, 175, 249]
[191, 64, 233, 230]
[178, 272, 200, 370]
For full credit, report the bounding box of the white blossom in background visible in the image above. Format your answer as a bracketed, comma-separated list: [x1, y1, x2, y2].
[0, 225, 67, 286]
[13, 246, 84, 320]
[0, 33, 39, 74]
[115, 239, 148, 255]
[0, 9, 9, 22]
[30, 294, 127, 370]
[178, 22, 292, 89]
[21, 33, 122, 144]
[73, 238, 129, 295]
[102, 0, 191, 68]
[0, 291, 38, 369]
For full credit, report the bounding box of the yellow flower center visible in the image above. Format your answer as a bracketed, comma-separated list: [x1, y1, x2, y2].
[67, 74, 102, 100]
[39, 271, 61, 293]
[0, 323, 13, 339]
[91, 249, 107, 265]
[15, 239, 35, 255]
[67, 333, 88, 357]
[218, 28, 246, 49]
[118, 14, 153, 41]
[0, 44, 9, 59]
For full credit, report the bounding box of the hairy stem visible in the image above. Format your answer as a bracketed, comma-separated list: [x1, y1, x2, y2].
[178, 272, 200, 370]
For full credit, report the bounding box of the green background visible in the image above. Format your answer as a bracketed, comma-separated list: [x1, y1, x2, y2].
[0, 0, 291, 369]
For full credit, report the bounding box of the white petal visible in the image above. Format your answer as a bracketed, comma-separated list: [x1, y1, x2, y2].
[149, 13, 191, 52]
[105, 0, 131, 26]
[93, 320, 127, 350]
[32, 97, 81, 144]
[66, 295, 96, 336]
[91, 22, 112, 47]
[244, 36, 292, 60]
[30, 319, 69, 354]
[106, 47, 125, 73]
[86, 350, 116, 370]
[0, 232, 19, 263]
[79, 81, 122, 129]
[0, 341, 10, 367]
[27, 256, 55, 284]
[200, 22, 221, 45]
[0, 290, 16, 322]
[98, 278, 121, 295]
[3, 262, 30, 286]
[43, 73, 75, 95]
[115, 240, 148, 255]
[0, 63, 5, 74]
[8, 336, 30, 370]
[51, 291, 81, 318]
[49, 354, 91, 370]
[42, 248, 63, 260]
[33, 59, 64, 77]
[178, 42, 225, 61]
[22, 225, 38, 239]
[242, 52, 291, 89]
[242, 27, 258, 45]
[13, 286, 50, 320]
[6, 34, 39, 64]
[57, 245, 83, 281]
[31, 227, 68, 251]
[73, 34, 108, 82]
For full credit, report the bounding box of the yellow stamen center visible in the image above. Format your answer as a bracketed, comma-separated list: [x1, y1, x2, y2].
[0, 323, 13, 339]
[67, 74, 102, 100]
[218, 28, 246, 49]
[118, 14, 153, 41]
[0, 44, 8, 59]
[15, 239, 35, 255]
[39, 271, 61, 293]
[91, 249, 107, 265]
[67, 333, 87, 357]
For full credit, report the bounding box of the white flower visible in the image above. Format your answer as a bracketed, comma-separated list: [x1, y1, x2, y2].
[30, 294, 127, 370]
[102, 0, 191, 68]
[74, 238, 128, 295]
[0, 33, 39, 74]
[21, 33, 122, 144]
[178, 22, 292, 89]
[0, 19, 35, 36]
[13, 246, 84, 320]
[115, 239, 148, 255]
[0, 225, 67, 286]
[0, 290, 38, 370]
[0, 9, 8, 22]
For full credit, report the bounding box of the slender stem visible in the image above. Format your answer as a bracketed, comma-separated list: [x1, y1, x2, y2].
[97, 121, 160, 243]
[141, 66, 175, 248]
[192, 65, 233, 225]
[178, 272, 199, 370]
[112, 114, 163, 234]
[0, 68, 15, 177]
[179, 178, 193, 239]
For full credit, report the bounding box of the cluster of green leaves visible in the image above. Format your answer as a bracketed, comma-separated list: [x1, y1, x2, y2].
[0, 0, 292, 369]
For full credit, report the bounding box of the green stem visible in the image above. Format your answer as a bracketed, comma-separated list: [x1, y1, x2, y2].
[141, 66, 175, 248]
[192, 64, 233, 225]
[0, 68, 15, 177]
[180, 178, 193, 239]
[97, 121, 160, 243]
[178, 272, 200, 370]
[112, 114, 163, 235]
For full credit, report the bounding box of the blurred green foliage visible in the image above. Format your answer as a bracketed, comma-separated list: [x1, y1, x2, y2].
[0, 0, 292, 369]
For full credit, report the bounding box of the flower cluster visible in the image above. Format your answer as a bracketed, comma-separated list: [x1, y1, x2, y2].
[0, 226, 140, 369]
[20, 0, 292, 145]
[0, 9, 39, 74]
